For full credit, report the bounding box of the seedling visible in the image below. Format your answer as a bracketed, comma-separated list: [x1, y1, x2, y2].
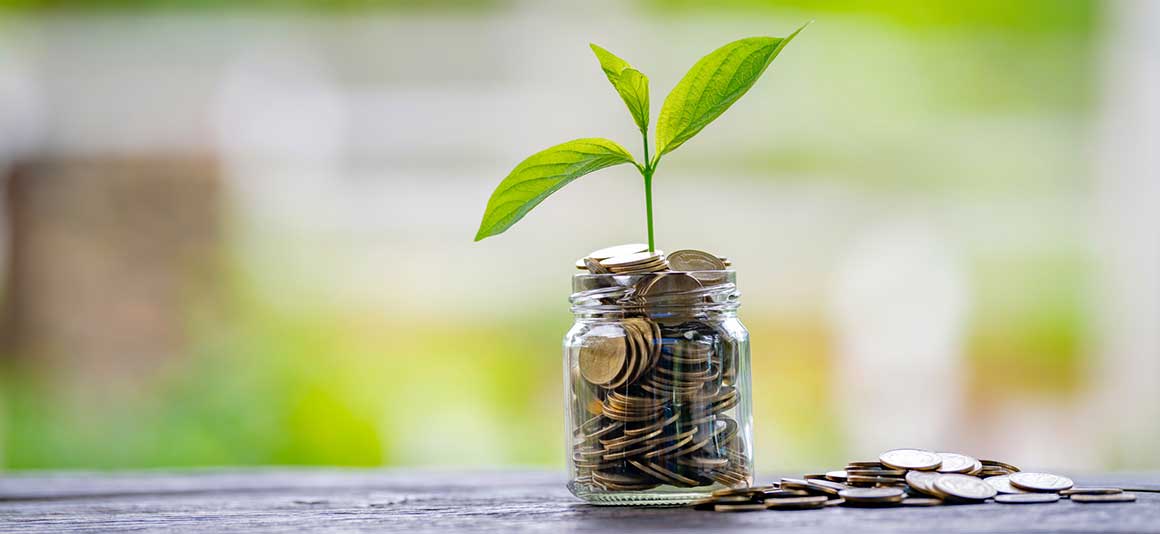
[475, 23, 809, 251]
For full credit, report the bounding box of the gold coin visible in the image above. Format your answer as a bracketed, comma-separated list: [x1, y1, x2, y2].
[1061, 487, 1122, 496]
[584, 257, 611, 274]
[667, 249, 726, 271]
[879, 448, 942, 471]
[1009, 472, 1074, 493]
[765, 495, 828, 510]
[935, 452, 979, 474]
[1070, 493, 1136, 503]
[714, 503, 766, 512]
[933, 474, 997, 501]
[578, 325, 626, 386]
[640, 272, 703, 296]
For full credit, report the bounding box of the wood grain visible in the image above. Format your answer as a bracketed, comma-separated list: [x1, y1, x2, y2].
[0, 469, 1156, 533]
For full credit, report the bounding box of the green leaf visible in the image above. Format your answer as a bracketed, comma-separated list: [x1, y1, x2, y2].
[590, 44, 650, 132]
[656, 22, 808, 156]
[474, 138, 636, 241]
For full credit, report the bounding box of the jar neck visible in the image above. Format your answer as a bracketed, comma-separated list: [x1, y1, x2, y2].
[570, 271, 740, 319]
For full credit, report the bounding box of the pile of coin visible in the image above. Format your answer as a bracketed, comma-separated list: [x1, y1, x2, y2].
[691, 448, 1140, 512]
[569, 244, 751, 494]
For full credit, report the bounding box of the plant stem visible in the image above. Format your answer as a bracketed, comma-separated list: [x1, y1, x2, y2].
[641, 128, 655, 252]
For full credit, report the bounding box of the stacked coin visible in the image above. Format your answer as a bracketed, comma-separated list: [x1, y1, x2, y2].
[570, 245, 749, 494]
[689, 447, 1140, 512]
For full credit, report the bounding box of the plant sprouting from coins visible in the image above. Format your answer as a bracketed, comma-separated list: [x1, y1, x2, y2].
[474, 23, 810, 251]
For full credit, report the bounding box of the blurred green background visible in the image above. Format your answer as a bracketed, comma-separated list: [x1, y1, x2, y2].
[0, 0, 1156, 471]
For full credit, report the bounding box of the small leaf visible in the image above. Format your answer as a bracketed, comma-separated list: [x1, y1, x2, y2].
[475, 138, 636, 241]
[590, 44, 650, 132]
[656, 22, 808, 156]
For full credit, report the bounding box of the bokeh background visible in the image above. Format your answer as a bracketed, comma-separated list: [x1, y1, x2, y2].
[0, 0, 1156, 472]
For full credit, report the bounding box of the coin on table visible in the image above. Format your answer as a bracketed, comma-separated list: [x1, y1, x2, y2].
[714, 503, 768, 512]
[765, 495, 828, 510]
[587, 243, 650, 260]
[1061, 487, 1123, 496]
[1070, 493, 1137, 503]
[1010, 472, 1074, 493]
[934, 474, 997, 502]
[822, 497, 844, 507]
[880, 448, 942, 471]
[846, 468, 906, 477]
[667, 249, 726, 272]
[578, 325, 627, 386]
[984, 475, 1027, 495]
[936, 452, 980, 474]
[838, 487, 905, 504]
[995, 493, 1060, 504]
[806, 479, 849, 496]
[981, 459, 1021, 472]
[825, 470, 848, 483]
[901, 498, 944, 507]
[846, 461, 885, 468]
[763, 489, 811, 498]
[779, 478, 814, 492]
[905, 470, 943, 497]
[846, 475, 906, 486]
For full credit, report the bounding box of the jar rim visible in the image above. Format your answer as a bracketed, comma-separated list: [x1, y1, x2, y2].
[570, 270, 740, 314]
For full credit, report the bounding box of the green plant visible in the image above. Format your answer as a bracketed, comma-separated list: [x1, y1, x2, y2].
[474, 23, 809, 250]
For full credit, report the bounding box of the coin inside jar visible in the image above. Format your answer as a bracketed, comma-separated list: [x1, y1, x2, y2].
[578, 324, 627, 386]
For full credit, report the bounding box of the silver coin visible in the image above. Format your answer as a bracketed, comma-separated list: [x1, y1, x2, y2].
[839, 487, 905, 503]
[880, 448, 942, 471]
[1010, 472, 1074, 492]
[984, 475, 1027, 494]
[933, 474, 997, 501]
[995, 493, 1061, 504]
[936, 452, 980, 474]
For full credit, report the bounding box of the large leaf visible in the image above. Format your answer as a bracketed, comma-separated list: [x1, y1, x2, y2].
[474, 138, 636, 241]
[590, 44, 650, 132]
[656, 23, 808, 156]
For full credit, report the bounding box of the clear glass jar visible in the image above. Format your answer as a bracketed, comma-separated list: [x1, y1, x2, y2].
[564, 270, 754, 505]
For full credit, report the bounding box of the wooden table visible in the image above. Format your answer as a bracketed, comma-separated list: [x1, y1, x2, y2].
[0, 469, 1156, 532]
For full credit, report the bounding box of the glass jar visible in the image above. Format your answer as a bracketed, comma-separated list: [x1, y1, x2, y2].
[564, 269, 754, 505]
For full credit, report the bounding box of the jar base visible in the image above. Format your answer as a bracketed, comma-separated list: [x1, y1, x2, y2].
[568, 482, 727, 506]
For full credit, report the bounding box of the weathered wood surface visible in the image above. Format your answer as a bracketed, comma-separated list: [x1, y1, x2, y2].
[0, 469, 1156, 533]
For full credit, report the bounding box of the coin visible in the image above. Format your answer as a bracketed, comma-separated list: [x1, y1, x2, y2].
[825, 470, 848, 482]
[880, 448, 942, 471]
[765, 495, 828, 510]
[901, 498, 944, 506]
[763, 489, 811, 498]
[846, 461, 884, 468]
[806, 479, 849, 496]
[983, 475, 1026, 495]
[846, 475, 907, 486]
[846, 468, 906, 477]
[779, 478, 814, 492]
[838, 487, 905, 504]
[583, 257, 611, 274]
[933, 474, 997, 501]
[667, 249, 726, 271]
[578, 325, 627, 385]
[995, 493, 1060, 504]
[714, 503, 767, 512]
[1009, 472, 1074, 493]
[587, 243, 650, 260]
[905, 470, 942, 497]
[1070, 493, 1136, 503]
[936, 452, 980, 474]
[1061, 487, 1122, 496]
[640, 272, 703, 296]
[980, 459, 1021, 472]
